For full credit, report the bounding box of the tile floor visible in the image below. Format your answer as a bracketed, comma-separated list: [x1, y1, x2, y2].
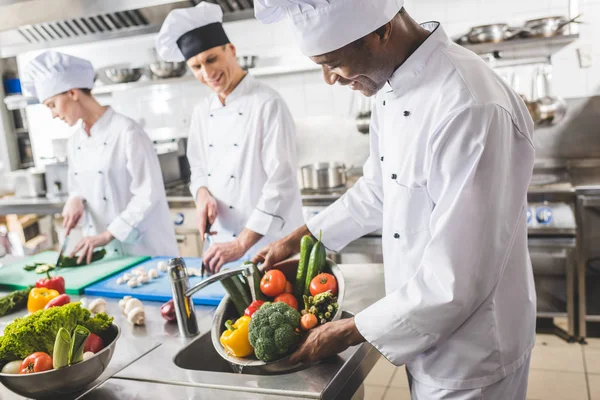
[363, 334, 599, 400]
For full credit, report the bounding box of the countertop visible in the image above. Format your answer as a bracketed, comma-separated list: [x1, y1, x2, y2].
[0, 263, 386, 400]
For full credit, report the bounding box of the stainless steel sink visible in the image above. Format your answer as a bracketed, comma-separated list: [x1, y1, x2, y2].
[173, 332, 235, 373]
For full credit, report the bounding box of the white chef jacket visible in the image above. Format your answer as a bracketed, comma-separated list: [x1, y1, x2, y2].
[67, 107, 178, 258]
[307, 23, 536, 390]
[187, 74, 304, 258]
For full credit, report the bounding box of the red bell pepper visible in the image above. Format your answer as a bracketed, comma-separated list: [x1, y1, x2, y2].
[36, 271, 65, 294]
[244, 300, 265, 317]
[44, 294, 70, 309]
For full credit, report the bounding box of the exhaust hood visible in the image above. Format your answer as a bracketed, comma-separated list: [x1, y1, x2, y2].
[0, 0, 255, 58]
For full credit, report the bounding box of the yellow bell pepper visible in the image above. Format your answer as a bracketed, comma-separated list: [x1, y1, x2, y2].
[27, 287, 60, 313]
[219, 316, 253, 358]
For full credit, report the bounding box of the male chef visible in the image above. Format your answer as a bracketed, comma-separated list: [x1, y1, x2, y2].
[252, 1, 536, 398]
[156, 2, 304, 272]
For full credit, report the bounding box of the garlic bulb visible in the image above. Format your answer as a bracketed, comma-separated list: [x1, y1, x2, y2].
[127, 307, 145, 326]
[148, 269, 159, 279]
[88, 298, 107, 315]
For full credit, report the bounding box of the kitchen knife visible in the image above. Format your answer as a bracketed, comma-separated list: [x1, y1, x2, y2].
[200, 219, 212, 278]
[55, 233, 70, 271]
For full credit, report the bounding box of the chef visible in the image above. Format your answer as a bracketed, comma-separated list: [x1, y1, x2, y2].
[156, 2, 304, 273]
[24, 51, 178, 263]
[253, 1, 536, 399]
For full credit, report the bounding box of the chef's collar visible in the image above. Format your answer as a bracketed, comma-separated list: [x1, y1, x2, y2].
[84, 106, 114, 137]
[209, 73, 253, 110]
[387, 22, 450, 93]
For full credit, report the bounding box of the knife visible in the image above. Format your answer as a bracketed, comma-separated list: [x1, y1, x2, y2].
[55, 233, 70, 271]
[200, 219, 212, 278]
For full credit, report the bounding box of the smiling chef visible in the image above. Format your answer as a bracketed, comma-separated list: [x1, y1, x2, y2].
[24, 51, 178, 263]
[156, 3, 304, 273]
[252, 0, 537, 399]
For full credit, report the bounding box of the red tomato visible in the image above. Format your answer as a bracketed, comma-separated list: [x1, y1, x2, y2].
[309, 273, 338, 296]
[260, 270, 287, 297]
[284, 281, 293, 294]
[84, 333, 105, 354]
[274, 293, 298, 310]
[20, 352, 53, 374]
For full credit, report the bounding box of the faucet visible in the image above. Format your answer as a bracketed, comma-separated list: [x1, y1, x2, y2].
[168, 257, 253, 338]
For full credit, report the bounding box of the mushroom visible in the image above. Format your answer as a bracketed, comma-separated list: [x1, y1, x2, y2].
[88, 298, 107, 315]
[116, 277, 126, 285]
[127, 278, 140, 288]
[123, 297, 144, 315]
[119, 296, 132, 313]
[157, 261, 168, 272]
[138, 274, 149, 284]
[133, 269, 146, 277]
[127, 307, 145, 326]
[123, 273, 132, 280]
[148, 268, 159, 279]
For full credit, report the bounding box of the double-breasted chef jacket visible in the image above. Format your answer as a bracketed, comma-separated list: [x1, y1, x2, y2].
[187, 74, 304, 259]
[67, 107, 178, 257]
[307, 22, 537, 390]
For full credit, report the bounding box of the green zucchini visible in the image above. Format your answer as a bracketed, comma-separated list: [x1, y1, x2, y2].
[231, 275, 252, 309]
[250, 263, 267, 302]
[304, 230, 326, 297]
[221, 277, 248, 317]
[295, 235, 315, 304]
[60, 248, 107, 267]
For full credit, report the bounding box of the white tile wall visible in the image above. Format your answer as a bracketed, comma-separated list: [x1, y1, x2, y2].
[14, 0, 600, 167]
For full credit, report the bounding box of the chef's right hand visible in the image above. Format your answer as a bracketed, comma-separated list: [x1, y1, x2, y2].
[196, 187, 218, 238]
[62, 196, 85, 235]
[252, 225, 313, 269]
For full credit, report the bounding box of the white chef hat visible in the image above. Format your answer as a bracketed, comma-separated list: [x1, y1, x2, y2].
[255, 0, 404, 56]
[156, 2, 231, 62]
[23, 51, 95, 103]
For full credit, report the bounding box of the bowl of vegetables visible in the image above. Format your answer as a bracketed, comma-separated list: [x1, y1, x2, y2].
[211, 233, 344, 374]
[0, 302, 119, 399]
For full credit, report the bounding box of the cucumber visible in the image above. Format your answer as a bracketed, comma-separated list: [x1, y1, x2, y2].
[231, 275, 252, 310]
[250, 263, 268, 302]
[295, 235, 315, 304]
[304, 230, 326, 297]
[221, 277, 248, 317]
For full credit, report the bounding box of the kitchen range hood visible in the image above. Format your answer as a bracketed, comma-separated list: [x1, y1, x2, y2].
[0, 0, 255, 58]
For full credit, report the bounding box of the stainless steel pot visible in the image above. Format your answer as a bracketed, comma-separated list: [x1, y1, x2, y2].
[103, 68, 142, 84]
[300, 162, 348, 190]
[467, 23, 523, 44]
[522, 15, 582, 38]
[148, 60, 186, 79]
[528, 66, 567, 126]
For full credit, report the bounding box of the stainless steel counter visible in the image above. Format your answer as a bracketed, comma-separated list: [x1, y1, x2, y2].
[0, 196, 67, 215]
[0, 263, 385, 400]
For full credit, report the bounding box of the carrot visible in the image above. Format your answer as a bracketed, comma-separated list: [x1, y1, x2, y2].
[300, 313, 318, 331]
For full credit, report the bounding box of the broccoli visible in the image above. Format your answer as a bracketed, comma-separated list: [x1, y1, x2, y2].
[248, 302, 301, 362]
[0, 302, 113, 363]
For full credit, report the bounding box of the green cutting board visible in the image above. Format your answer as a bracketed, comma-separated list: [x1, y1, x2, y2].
[0, 251, 150, 294]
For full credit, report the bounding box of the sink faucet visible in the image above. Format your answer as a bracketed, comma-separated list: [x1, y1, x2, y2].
[168, 257, 253, 338]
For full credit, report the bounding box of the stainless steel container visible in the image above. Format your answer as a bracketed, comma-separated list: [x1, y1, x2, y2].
[0, 323, 120, 399]
[148, 60, 186, 79]
[300, 162, 348, 190]
[211, 258, 345, 374]
[523, 15, 581, 38]
[103, 68, 142, 84]
[44, 161, 69, 198]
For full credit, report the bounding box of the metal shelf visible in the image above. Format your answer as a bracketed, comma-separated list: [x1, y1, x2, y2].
[3, 63, 322, 109]
[460, 34, 580, 64]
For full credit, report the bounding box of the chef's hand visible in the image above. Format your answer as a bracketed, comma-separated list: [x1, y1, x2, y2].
[195, 187, 218, 238]
[252, 225, 313, 269]
[290, 317, 365, 365]
[62, 196, 85, 235]
[202, 239, 246, 273]
[70, 231, 114, 265]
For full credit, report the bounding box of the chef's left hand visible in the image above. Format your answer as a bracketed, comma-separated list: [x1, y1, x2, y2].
[203, 239, 246, 273]
[290, 317, 365, 365]
[71, 231, 114, 265]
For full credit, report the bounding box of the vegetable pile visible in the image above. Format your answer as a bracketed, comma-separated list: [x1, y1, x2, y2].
[218, 231, 340, 363]
[0, 302, 113, 373]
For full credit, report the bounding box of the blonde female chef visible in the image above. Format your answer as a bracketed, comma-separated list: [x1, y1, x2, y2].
[24, 51, 178, 263]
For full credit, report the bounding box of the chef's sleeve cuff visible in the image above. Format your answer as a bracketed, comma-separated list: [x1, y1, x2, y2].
[107, 216, 140, 244]
[246, 208, 284, 237]
[306, 198, 364, 252]
[189, 179, 208, 203]
[354, 293, 437, 366]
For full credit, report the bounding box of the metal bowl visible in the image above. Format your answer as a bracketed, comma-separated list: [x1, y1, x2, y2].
[103, 68, 142, 84]
[0, 323, 120, 399]
[149, 60, 187, 79]
[211, 258, 345, 374]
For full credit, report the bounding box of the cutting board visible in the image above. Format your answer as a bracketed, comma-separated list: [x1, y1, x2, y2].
[0, 251, 149, 294]
[84, 257, 235, 306]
